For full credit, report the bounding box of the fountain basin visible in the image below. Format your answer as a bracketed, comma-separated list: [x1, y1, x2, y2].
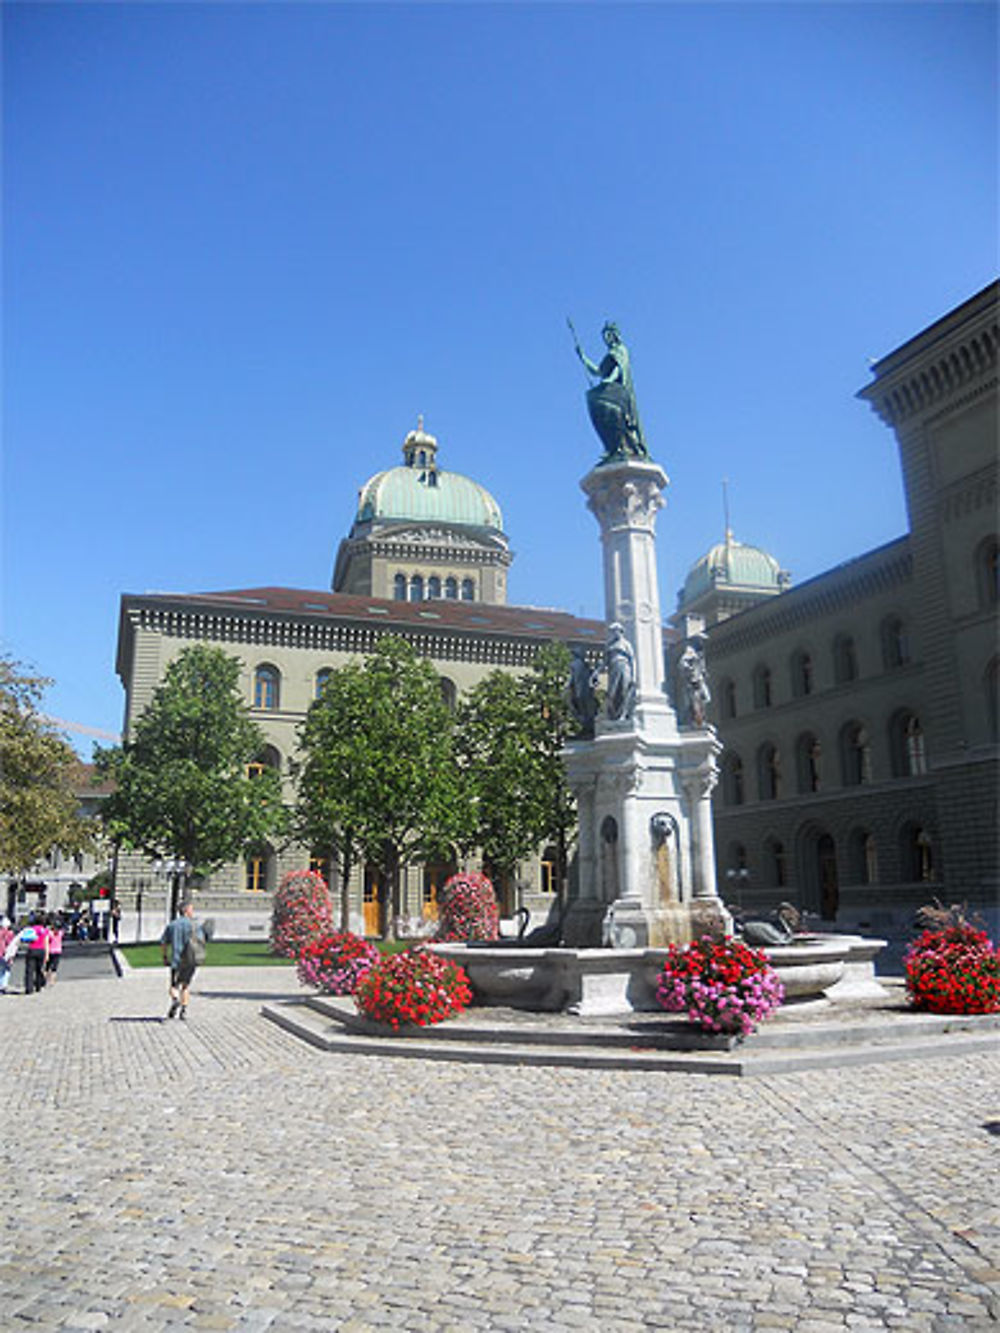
[429, 933, 887, 1017]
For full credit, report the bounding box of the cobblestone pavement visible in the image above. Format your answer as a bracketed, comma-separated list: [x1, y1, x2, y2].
[1, 967, 998, 1332]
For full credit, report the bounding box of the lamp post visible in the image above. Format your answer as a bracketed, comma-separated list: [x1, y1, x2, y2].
[726, 867, 750, 913]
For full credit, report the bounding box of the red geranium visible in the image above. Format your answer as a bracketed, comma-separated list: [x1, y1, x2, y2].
[354, 948, 472, 1030]
[904, 923, 1000, 1014]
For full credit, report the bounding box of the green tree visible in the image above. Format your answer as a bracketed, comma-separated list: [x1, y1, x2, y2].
[0, 657, 94, 883]
[95, 645, 285, 914]
[293, 637, 466, 939]
[455, 641, 577, 909]
[455, 670, 546, 885]
[522, 641, 578, 909]
[291, 663, 369, 931]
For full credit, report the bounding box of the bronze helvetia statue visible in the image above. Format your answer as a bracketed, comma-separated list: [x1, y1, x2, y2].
[568, 318, 649, 463]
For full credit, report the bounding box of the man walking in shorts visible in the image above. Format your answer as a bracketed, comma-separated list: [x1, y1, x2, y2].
[160, 899, 204, 1021]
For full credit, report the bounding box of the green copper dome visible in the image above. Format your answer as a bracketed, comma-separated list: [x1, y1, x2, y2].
[355, 422, 504, 532]
[680, 532, 787, 608]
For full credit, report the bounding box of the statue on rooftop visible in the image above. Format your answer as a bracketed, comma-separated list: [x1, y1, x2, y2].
[569, 318, 649, 463]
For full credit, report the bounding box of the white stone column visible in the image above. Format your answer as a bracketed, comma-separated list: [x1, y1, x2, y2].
[581, 460, 674, 734]
[682, 763, 720, 900]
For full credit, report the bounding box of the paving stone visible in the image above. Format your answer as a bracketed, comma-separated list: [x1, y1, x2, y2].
[1, 966, 998, 1330]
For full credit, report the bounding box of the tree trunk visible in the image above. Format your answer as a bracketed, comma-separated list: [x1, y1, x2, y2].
[383, 846, 401, 941]
[339, 837, 353, 934]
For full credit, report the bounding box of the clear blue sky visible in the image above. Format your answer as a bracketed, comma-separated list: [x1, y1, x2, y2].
[3, 2, 996, 753]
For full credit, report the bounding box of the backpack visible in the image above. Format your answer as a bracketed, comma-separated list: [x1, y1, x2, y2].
[182, 922, 207, 968]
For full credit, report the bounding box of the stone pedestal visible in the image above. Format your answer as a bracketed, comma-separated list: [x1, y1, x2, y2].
[563, 456, 730, 947]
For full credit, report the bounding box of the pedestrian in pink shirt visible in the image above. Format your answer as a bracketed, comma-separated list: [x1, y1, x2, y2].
[45, 916, 64, 986]
[24, 917, 49, 994]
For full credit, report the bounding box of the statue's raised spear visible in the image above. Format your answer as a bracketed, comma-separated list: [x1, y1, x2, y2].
[567, 317, 590, 377]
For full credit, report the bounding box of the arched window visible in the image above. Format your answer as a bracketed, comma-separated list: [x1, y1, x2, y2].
[461, 578, 475, 601]
[253, 664, 280, 710]
[439, 677, 457, 711]
[757, 742, 782, 800]
[247, 744, 280, 781]
[987, 657, 1000, 742]
[722, 754, 744, 806]
[833, 633, 858, 684]
[890, 710, 926, 777]
[900, 824, 935, 883]
[764, 837, 788, 889]
[427, 576, 441, 599]
[976, 536, 999, 608]
[790, 649, 814, 698]
[445, 577, 458, 601]
[796, 733, 822, 794]
[848, 829, 878, 886]
[719, 678, 737, 720]
[393, 573, 407, 601]
[409, 574, 424, 602]
[315, 668, 333, 698]
[753, 664, 773, 709]
[881, 615, 910, 670]
[245, 845, 274, 893]
[841, 721, 872, 786]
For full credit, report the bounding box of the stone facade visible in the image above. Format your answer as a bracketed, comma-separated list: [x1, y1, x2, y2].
[702, 282, 999, 965]
[112, 587, 604, 940]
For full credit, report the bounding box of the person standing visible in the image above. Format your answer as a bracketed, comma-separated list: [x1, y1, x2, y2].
[24, 916, 50, 995]
[44, 915, 64, 987]
[160, 900, 205, 1021]
[0, 916, 16, 994]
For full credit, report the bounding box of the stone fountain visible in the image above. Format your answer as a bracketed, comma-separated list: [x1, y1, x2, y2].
[430, 320, 884, 1015]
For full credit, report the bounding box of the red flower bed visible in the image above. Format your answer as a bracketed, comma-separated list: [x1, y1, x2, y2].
[269, 869, 334, 959]
[904, 923, 1000, 1014]
[434, 871, 499, 942]
[354, 948, 473, 1030]
[296, 931, 379, 995]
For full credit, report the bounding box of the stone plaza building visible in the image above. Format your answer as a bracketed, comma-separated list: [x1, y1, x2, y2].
[682, 282, 998, 961]
[112, 422, 603, 938]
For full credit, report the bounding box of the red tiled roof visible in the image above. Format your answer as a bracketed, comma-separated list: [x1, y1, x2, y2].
[136, 586, 611, 642]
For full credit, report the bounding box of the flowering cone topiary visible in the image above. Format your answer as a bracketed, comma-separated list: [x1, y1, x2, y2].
[296, 930, 379, 995]
[354, 948, 473, 1030]
[656, 935, 784, 1037]
[904, 922, 1000, 1014]
[435, 871, 500, 942]
[270, 869, 334, 959]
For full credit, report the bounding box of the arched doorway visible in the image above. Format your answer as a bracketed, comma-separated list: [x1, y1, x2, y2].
[797, 825, 839, 922]
[817, 834, 839, 921]
[362, 862, 385, 937]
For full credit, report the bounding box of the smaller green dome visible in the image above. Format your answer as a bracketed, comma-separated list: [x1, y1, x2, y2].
[680, 532, 787, 608]
[355, 421, 504, 532]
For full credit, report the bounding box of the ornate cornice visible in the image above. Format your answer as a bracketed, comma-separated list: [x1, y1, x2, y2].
[858, 299, 998, 429]
[127, 604, 549, 669]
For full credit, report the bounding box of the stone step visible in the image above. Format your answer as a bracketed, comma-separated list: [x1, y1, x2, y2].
[261, 996, 1000, 1077]
[304, 993, 1000, 1051]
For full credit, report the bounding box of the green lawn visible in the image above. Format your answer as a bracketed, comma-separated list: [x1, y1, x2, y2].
[120, 940, 292, 969]
[119, 937, 410, 968]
